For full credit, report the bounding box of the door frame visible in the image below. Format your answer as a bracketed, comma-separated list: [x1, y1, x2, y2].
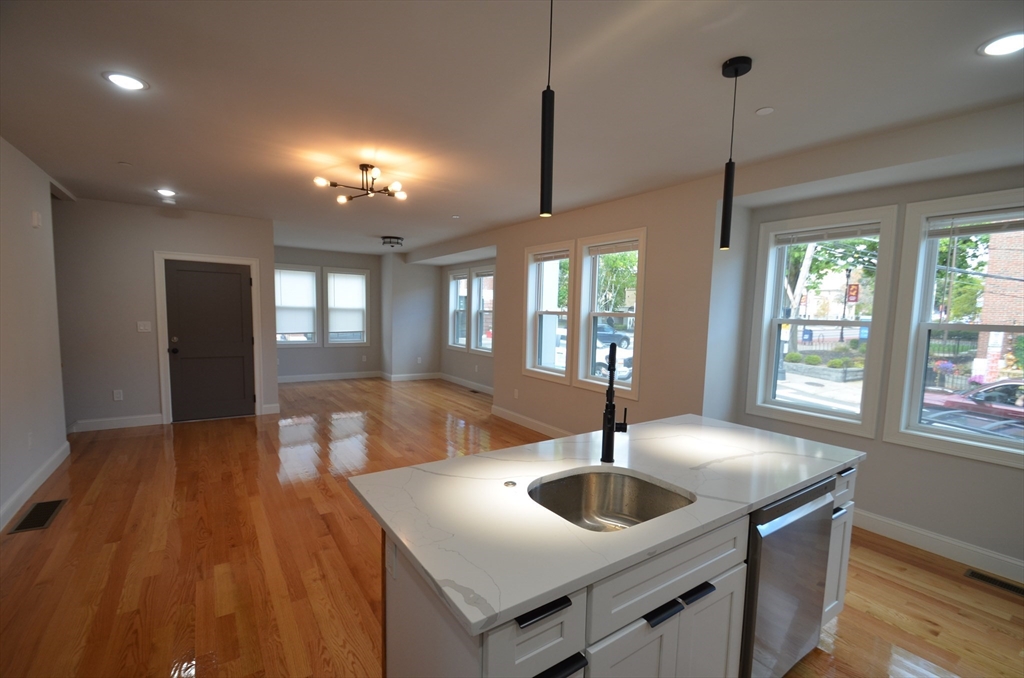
[154, 251, 266, 424]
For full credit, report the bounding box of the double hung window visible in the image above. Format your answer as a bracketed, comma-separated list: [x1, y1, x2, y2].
[885, 189, 1024, 466]
[472, 269, 494, 352]
[325, 268, 367, 344]
[524, 245, 573, 381]
[275, 267, 318, 345]
[449, 273, 469, 348]
[448, 267, 495, 353]
[747, 207, 897, 436]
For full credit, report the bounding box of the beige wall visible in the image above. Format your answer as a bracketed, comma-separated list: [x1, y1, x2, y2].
[275, 246, 382, 381]
[381, 253, 441, 378]
[52, 199, 278, 428]
[440, 259, 496, 392]
[0, 138, 69, 529]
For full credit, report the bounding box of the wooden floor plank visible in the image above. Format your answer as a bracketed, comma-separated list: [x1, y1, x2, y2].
[0, 377, 1020, 677]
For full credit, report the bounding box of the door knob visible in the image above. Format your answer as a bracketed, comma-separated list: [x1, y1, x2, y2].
[169, 348, 179, 354]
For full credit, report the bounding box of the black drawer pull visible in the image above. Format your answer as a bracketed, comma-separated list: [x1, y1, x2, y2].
[533, 652, 588, 678]
[680, 581, 716, 606]
[839, 467, 856, 477]
[832, 506, 848, 520]
[516, 595, 572, 629]
[642, 598, 685, 628]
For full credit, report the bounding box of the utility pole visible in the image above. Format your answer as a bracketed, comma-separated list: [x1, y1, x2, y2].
[839, 268, 852, 342]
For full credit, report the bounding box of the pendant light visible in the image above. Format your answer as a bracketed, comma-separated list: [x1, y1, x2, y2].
[720, 56, 752, 250]
[539, 0, 555, 218]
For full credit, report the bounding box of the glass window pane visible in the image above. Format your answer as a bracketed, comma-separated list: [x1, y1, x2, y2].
[474, 274, 494, 351]
[456, 278, 468, 310]
[455, 310, 467, 346]
[476, 311, 493, 351]
[536, 313, 566, 371]
[537, 259, 569, 312]
[770, 323, 868, 416]
[919, 329, 1023, 444]
[931, 231, 1024, 325]
[276, 269, 316, 308]
[326, 272, 365, 341]
[588, 315, 634, 383]
[773, 236, 879, 321]
[594, 250, 638, 313]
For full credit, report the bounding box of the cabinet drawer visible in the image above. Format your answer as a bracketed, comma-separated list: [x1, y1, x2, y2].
[833, 466, 857, 506]
[585, 612, 679, 678]
[587, 517, 748, 644]
[484, 588, 586, 678]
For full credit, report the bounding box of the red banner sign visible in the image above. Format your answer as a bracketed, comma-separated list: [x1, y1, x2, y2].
[847, 284, 859, 303]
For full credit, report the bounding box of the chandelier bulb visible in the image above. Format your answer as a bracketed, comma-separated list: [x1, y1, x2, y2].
[388, 181, 402, 192]
[337, 195, 348, 204]
[370, 166, 381, 179]
[314, 176, 328, 187]
[395, 191, 408, 200]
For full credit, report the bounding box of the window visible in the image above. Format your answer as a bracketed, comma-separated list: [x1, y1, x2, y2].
[747, 206, 897, 436]
[576, 229, 646, 398]
[885, 189, 1024, 467]
[275, 267, 318, 345]
[524, 243, 574, 383]
[448, 272, 468, 348]
[325, 268, 367, 344]
[471, 269, 494, 352]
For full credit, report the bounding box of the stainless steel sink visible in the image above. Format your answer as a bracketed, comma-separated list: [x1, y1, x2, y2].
[528, 470, 693, 532]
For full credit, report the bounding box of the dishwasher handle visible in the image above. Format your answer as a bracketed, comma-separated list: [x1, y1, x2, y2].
[756, 491, 835, 539]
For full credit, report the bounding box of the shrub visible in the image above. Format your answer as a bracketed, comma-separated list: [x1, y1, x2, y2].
[784, 352, 804, 363]
[804, 355, 823, 366]
[858, 343, 867, 354]
[852, 358, 864, 368]
[834, 343, 852, 354]
[848, 338, 860, 350]
[827, 358, 846, 369]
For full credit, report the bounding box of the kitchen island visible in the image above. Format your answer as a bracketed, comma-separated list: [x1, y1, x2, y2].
[350, 414, 864, 677]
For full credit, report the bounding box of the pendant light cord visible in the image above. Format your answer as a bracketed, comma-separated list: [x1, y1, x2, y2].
[546, 0, 553, 89]
[728, 76, 737, 161]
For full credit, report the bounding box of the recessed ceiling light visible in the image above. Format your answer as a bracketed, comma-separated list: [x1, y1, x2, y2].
[979, 33, 1024, 56]
[102, 72, 149, 90]
[452, 215, 460, 219]
[116, 161, 133, 167]
[156, 188, 176, 197]
[756, 107, 775, 116]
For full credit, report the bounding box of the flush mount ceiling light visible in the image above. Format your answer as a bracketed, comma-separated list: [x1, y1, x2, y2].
[539, 0, 556, 218]
[156, 188, 176, 197]
[102, 72, 149, 90]
[719, 56, 753, 251]
[314, 164, 407, 204]
[979, 33, 1024, 55]
[382, 236, 404, 248]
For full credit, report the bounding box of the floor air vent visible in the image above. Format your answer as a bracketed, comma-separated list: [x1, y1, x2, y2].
[965, 569, 1024, 596]
[8, 500, 66, 534]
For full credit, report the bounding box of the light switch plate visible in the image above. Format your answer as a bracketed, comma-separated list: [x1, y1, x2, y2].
[137, 321, 152, 332]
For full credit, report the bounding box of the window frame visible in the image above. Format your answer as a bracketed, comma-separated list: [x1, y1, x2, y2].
[323, 267, 369, 347]
[745, 206, 898, 437]
[523, 241, 576, 385]
[447, 270, 470, 350]
[574, 228, 646, 400]
[883, 188, 1024, 469]
[469, 266, 495, 355]
[275, 264, 321, 347]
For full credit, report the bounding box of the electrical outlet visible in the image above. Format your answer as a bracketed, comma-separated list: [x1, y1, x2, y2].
[417, 356, 422, 364]
[362, 355, 367, 363]
[137, 321, 152, 333]
[113, 389, 123, 401]
[514, 388, 519, 399]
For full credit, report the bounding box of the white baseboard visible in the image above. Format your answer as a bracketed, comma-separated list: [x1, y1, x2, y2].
[854, 508, 1024, 584]
[440, 374, 494, 395]
[277, 371, 382, 384]
[0, 440, 70, 531]
[384, 372, 442, 382]
[261, 403, 281, 415]
[491, 406, 573, 439]
[67, 413, 164, 434]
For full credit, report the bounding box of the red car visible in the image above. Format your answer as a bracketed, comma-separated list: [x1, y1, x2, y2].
[922, 378, 1024, 421]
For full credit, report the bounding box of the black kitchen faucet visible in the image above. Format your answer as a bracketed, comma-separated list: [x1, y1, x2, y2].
[601, 343, 628, 463]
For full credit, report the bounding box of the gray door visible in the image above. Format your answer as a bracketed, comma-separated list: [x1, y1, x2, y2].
[165, 259, 255, 422]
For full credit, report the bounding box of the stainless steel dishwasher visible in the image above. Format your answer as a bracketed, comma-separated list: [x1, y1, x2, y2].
[739, 476, 836, 678]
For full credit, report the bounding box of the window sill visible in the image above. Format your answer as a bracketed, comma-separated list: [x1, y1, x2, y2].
[277, 341, 320, 349]
[523, 366, 570, 386]
[326, 341, 369, 348]
[469, 348, 493, 357]
[574, 375, 639, 401]
[882, 425, 1024, 469]
[745, 401, 873, 439]
[446, 343, 468, 352]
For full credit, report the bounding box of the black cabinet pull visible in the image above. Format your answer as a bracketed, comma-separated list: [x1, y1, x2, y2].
[516, 595, 571, 629]
[839, 467, 856, 477]
[642, 598, 685, 628]
[533, 652, 588, 678]
[680, 581, 716, 606]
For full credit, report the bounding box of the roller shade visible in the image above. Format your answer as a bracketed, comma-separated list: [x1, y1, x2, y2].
[277, 307, 315, 334]
[927, 209, 1024, 239]
[775, 225, 880, 246]
[532, 250, 570, 262]
[587, 240, 639, 256]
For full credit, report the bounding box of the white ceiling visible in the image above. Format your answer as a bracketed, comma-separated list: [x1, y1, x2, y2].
[1, 1, 1022, 254]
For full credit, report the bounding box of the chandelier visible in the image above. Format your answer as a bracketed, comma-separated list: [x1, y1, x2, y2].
[313, 164, 407, 204]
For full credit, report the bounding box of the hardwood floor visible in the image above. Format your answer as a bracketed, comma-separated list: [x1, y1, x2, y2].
[1, 378, 1021, 677]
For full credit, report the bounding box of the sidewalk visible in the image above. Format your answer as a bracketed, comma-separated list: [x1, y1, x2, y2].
[775, 371, 863, 414]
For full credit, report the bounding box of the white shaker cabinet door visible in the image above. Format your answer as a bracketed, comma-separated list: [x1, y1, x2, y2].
[675, 563, 746, 678]
[585, 615, 679, 678]
[823, 501, 855, 626]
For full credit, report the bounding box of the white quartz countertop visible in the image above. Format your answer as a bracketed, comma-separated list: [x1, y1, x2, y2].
[348, 414, 865, 636]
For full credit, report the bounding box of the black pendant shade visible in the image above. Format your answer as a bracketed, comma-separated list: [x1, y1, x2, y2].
[720, 56, 752, 251]
[540, 87, 554, 217]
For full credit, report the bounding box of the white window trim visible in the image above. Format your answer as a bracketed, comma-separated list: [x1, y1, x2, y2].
[447, 269, 469, 351]
[882, 188, 1024, 469]
[523, 241, 576, 386]
[323, 267, 369, 347]
[275, 264, 321, 348]
[469, 266, 495, 355]
[745, 205, 898, 438]
[574, 228, 646, 401]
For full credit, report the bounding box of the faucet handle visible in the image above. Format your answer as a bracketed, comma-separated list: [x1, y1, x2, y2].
[615, 407, 628, 433]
